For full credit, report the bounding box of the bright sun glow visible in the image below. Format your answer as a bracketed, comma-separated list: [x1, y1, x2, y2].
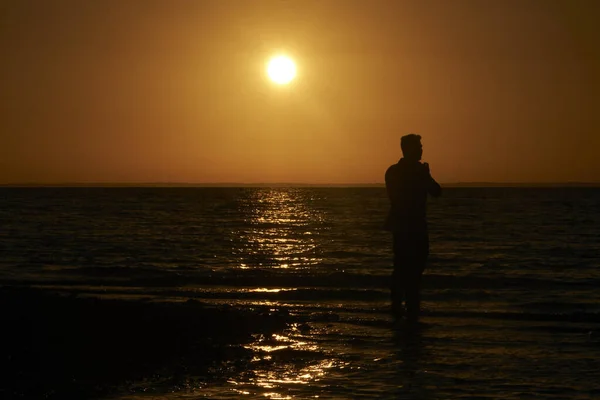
[267, 56, 296, 85]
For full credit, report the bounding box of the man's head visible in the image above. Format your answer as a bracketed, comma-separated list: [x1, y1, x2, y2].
[401, 134, 423, 162]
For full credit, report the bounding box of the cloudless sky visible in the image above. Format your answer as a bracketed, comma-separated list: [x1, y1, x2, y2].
[1, 0, 599, 184]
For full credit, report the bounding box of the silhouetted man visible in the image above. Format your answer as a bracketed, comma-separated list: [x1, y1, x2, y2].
[385, 134, 441, 322]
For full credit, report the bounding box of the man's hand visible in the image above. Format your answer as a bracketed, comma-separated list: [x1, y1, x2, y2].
[423, 162, 442, 197]
[422, 162, 430, 175]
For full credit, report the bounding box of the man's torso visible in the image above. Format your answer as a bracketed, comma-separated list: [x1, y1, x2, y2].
[384, 159, 429, 234]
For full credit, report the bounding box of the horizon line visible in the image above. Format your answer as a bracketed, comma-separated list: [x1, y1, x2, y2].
[2, 181, 600, 188]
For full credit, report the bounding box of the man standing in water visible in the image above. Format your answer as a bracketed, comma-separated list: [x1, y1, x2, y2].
[385, 134, 441, 322]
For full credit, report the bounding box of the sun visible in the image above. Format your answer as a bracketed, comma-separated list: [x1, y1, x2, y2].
[267, 55, 296, 85]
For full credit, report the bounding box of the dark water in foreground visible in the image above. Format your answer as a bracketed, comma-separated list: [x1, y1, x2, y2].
[1, 187, 600, 399]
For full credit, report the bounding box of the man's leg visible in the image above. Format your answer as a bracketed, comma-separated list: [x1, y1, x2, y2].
[404, 238, 429, 322]
[404, 268, 423, 322]
[391, 234, 406, 317]
[391, 268, 404, 316]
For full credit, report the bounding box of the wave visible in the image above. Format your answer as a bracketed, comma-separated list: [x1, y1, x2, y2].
[295, 307, 600, 326]
[5, 282, 600, 326]
[5, 278, 600, 330]
[3, 266, 599, 292]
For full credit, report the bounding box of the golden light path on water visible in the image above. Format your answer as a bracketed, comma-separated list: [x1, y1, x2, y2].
[227, 189, 341, 398]
[227, 326, 348, 399]
[248, 288, 294, 293]
[235, 189, 326, 270]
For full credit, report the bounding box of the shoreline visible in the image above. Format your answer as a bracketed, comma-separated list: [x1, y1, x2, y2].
[0, 287, 290, 399]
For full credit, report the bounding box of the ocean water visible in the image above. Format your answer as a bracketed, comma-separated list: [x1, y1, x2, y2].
[1, 187, 600, 399]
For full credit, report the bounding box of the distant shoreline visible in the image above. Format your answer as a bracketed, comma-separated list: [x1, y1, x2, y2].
[1, 182, 600, 188]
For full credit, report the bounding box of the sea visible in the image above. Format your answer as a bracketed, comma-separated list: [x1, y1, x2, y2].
[1, 186, 600, 399]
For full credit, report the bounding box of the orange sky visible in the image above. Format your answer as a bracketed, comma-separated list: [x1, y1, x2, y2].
[1, 1, 599, 184]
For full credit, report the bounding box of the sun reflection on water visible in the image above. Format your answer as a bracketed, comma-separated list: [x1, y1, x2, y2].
[224, 190, 338, 398]
[234, 189, 327, 270]
[219, 324, 347, 399]
[247, 288, 297, 293]
[232, 356, 341, 399]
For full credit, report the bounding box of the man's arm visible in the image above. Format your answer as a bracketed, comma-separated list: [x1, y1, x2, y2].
[385, 166, 398, 203]
[423, 163, 442, 197]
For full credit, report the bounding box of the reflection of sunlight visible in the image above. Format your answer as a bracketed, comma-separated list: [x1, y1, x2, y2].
[234, 189, 326, 270]
[248, 288, 297, 293]
[228, 356, 342, 399]
[223, 190, 337, 399]
[226, 330, 346, 399]
[262, 393, 292, 400]
[245, 333, 314, 353]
